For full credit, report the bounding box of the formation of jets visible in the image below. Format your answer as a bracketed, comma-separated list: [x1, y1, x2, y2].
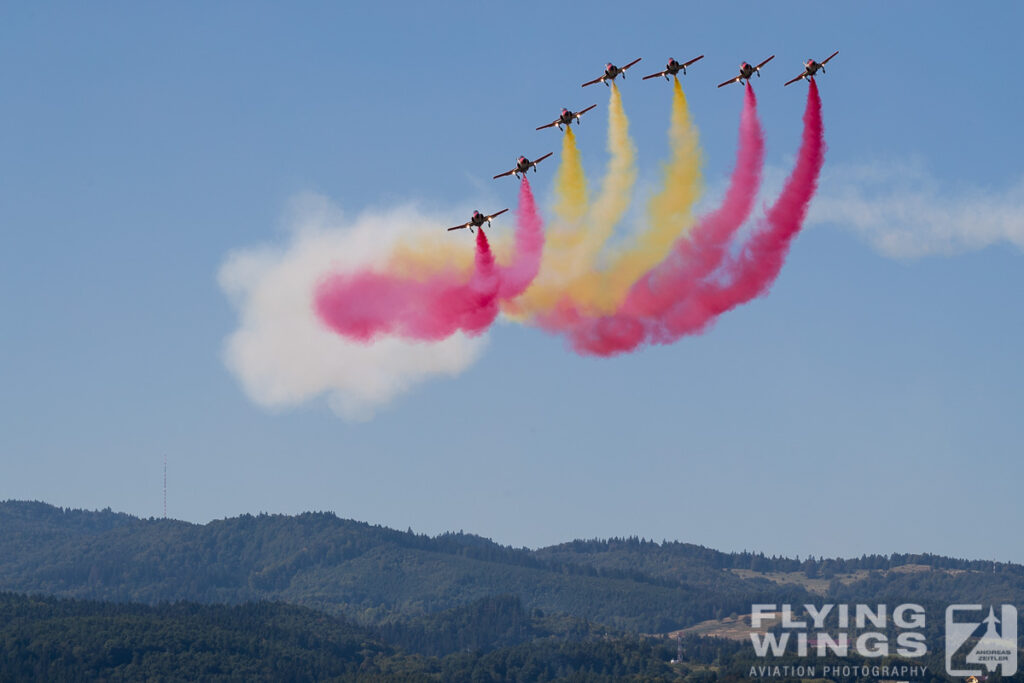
[448, 52, 837, 234]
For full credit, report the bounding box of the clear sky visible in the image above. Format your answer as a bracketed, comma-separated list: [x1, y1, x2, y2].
[2, 2, 1022, 563]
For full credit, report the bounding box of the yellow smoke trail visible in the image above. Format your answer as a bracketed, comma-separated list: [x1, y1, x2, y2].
[571, 82, 637, 278]
[553, 126, 588, 225]
[499, 124, 590, 318]
[647, 77, 702, 253]
[387, 230, 473, 279]
[582, 76, 702, 312]
[523, 127, 590, 278]
[379, 79, 701, 321]
[511, 83, 635, 315]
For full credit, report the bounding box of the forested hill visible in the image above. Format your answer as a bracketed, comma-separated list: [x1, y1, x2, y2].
[0, 592, 697, 682]
[2, 500, 1022, 635]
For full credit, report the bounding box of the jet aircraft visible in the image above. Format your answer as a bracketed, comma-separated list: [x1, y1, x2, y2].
[493, 153, 554, 180]
[784, 51, 839, 86]
[447, 209, 509, 233]
[535, 105, 598, 131]
[717, 56, 775, 88]
[642, 55, 704, 81]
[582, 58, 643, 87]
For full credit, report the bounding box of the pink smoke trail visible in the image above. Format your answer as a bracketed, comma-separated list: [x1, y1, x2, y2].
[314, 177, 544, 342]
[549, 83, 764, 354]
[498, 177, 545, 298]
[315, 228, 498, 342]
[624, 84, 764, 318]
[657, 79, 825, 337]
[568, 80, 824, 356]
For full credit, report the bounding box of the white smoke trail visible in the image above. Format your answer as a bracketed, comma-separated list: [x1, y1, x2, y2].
[218, 193, 486, 421]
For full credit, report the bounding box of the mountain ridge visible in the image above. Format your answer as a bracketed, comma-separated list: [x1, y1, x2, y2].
[2, 500, 1021, 635]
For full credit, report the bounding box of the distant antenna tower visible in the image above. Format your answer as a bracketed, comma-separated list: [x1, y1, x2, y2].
[163, 455, 167, 519]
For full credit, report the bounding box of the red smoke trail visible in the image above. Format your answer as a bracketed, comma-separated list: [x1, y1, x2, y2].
[567, 80, 824, 356]
[657, 79, 825, 336]
[498, 177, 545, 298]
[624, 84, 763, 319]
[314, 177, 544, 342]
[545, 83, 764, 354]
[315, 228, 498, 342]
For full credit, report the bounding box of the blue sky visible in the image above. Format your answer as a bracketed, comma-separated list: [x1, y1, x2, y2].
[2, 2, 1023, 563]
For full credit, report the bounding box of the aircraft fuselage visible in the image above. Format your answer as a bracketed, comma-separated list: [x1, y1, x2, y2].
[514, 158, 532, 175]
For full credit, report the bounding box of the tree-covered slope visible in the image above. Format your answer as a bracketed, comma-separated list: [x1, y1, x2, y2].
[0, 592, 413, 681]
[0, 592, 689, 682]
[0, 501, 806, 632]
[2, 500, 1022, 636]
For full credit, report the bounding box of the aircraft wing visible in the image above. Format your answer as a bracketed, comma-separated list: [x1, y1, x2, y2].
[581, 76, 604, 87]
[683, 55, 705, 68]
[820, 50, 839, 66]
[622, 57, 642, 71]
[783, 74, 804, 87]
[486, 209, 509, 221]
[717, 76, 741, 88]
[533, 152, 553, 166]
[447, 223, 470, 231]
[536, 120, 558, 131]
[641, 70, 667, 80]
[576, 104, 597, 117]
[755, 55, 775, 70]
[493, 169, 515, 179]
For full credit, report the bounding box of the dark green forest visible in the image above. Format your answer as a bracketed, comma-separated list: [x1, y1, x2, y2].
[0, 591, 690, 681]
[0, 592, 965, 682]
[1, 501, 1021, 680]
[4, 501, 1021, 634]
